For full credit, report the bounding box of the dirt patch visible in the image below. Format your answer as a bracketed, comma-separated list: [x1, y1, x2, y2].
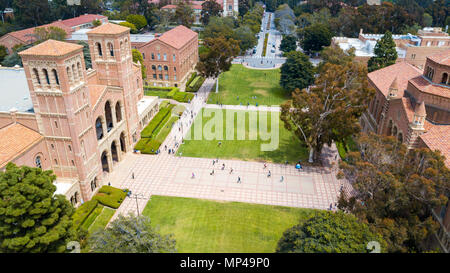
[254, 89, 268, 96]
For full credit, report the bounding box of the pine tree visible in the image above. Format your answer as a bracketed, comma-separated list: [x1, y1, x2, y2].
[0, 163, 75, 253]
[367, 31, 398, 72]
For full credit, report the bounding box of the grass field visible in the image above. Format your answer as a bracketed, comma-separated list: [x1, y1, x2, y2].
[88, 206, 116, 234]
[207, 64, 288, 106]
[142, 196, 316, 253]
[177, 109, 308, 163]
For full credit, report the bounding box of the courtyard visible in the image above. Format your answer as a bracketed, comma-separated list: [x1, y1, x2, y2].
[143, 195, 316, 253]
[207, 64, 288, 106]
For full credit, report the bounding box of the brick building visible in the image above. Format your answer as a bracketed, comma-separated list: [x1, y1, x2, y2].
[0, 14, 108, 54]
[360, 49, 450, 252]
[161, 0, 239, 22]
[0, 23, 159, 206]
[137, 25, 198, 87]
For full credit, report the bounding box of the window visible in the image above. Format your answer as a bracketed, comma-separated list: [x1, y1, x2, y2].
[153, 74, 157, 79]
[52, 69, 59, 85]
[163, 53, 167, 61]
[174, 67, 176, 72]
[142, 53, 145, 59]
[33, 68, 41, 85]
[54, 159, 58, 165]
[158, 65, 162, 71]
[159, 74, 163, 79]
[43, 69, 50, 85]
[71, 160, 75, 166]
[411, 54, 416, 60]
[51, 144, 55, 150]
[151, 65, 156, 70]
[108, 42, 114, 56]
[164, 65, 168, 71]
[174, 75, 177, 81]
[157, 53, 161, 60]
[96, 42, 102, 56]
[229, 5, 232, 10]
[173, 54, 176, 61]
[151, 53, 154, 59]
[35, 156, 42, 169]
[68, 145, 72, 151]
[165, 74, 168, 80]
[441, 73, 448, 84]
[54, 121, 58, 128]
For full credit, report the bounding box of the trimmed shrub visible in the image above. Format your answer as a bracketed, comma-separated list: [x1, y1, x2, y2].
[140, 106, 172, 137]
[72, 199, 99, 230]
[134, 138, 148, 151]
[150, 111, 172, 138]
[186, 75, 205, 92]
[173, 91, 194, 103]
[185, 72, 197, 87]
[141, 139, 162, 154]
[80, 204, 103, 230]
[92, 186, 128, 209]
[167, 88, 177, 98]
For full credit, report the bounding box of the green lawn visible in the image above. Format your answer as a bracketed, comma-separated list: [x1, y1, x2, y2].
[207, 64, 288, 106]
[142, 196, 316, 253]
[88, 206, 116, 234]
[177, 109, 308, 163]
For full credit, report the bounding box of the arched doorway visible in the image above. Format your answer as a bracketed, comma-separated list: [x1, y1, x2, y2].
[111, 141, 119, 162]
[387, 120, 393, 136]
[101, 150, 110, 173]
[120, 132, 126, 152]
[392, 126, 398, 137]
[105, 101, 113, 132]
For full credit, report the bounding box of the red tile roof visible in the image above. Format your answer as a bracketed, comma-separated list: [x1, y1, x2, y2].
[368, 62, 422, 98]
[88, 85, 107, 107]
[427, 49, 450, 66]
[5, 21, 72, 44]
[60, 14, 107, 28]
[402, 97, 415, 123]
[409, 75, 450, 99]
[157, 25, 197, 49]
[420, 122, 450, 167]
[19, 39, 83, 57]
[87, 23, 129, 35]
[0, 123, 44, 168]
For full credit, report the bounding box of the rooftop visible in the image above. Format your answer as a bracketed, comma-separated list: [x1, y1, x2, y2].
[67, 28, 155, 43]
[409, 75, 450, 99]
[4, 21, 72, 44]
[138, 96, 158, 117]
[0, 123, 43, 168]
[156, 25, 197, 49]
[0, 67, 33, 112]
[59, 14, 107, 28]
[87, 23, 129, 35]
[420, 123, 450, 168]
[19, 39, 83, 57]
[333, 37, 407, 58]
[427, 49, 450, 66]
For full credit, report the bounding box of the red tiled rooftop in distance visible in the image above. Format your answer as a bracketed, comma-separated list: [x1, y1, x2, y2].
[157, 25, 198, 49]
[7, 21, 72, 43]
[427, 49, 450, 66]
[0, 123, 43, 168]
[368, 62, 422, 98]
[87, 23, 129, 35]
[19, 39, 83, 57]
[60, 14, 107, 28]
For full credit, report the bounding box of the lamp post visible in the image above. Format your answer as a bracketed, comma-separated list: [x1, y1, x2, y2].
[128, 192, 149, 217]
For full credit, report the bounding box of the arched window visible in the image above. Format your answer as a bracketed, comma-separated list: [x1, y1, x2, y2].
[105, 101, 113, 131]
[115, 101, 122, 122]
[52, 69, 59, 85]
[77, 62, 83, 80]
[96, 42, 102, 56]
[158, 65, 162, 71]
[35, 156, 42, 169]
[164, 65, 168, 71]
[72, 64, 77, 82]
[91, 178, 97, 192]
[108, 42, 114, 57]
[397, 133, 403, 143]
[67, 67, 73, 84]
[157, 53, 161, 60]
[163, 53, 167, 60]
[95, 117, 104, 140]
[393, 126, 398, 136]
[42, 69, 50, 85]
[442, 73, 448, 84]
[33, 68, 41, 85]
[151, 65, 156, 70]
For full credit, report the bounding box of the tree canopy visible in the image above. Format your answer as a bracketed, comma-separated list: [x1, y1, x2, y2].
[132, 49, 147, 80]
[88, 214, 177, 253]
[279, 51, 314, 92]
[175, 0, 195, 28]
[276, 211, 385, 253]
[337, 133, 450, 252]
[201, 0, 223, 25]
[299, 23, 332, 53]
[367, 31, 398, 72]
[279, 35, 297, 54]
[0, 163, 75, 253]
[126, 14, 148, 31]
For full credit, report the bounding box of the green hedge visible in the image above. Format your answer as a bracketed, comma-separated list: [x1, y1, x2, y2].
[72, 200, 99, 230]
[140, 105, 172, 138]
[262, 33, 269, 57]
[173, 91, 194, 103]
[80, 204, 103, 230]
[134, 138, 149, 151]
[141, 139, 162, 154]
[167, 88, 177, 98]
[185, 72, 197, 87]
[150, 110, 173, 138]
[92, 185, 128, 209]
[186, 75, 205, 92]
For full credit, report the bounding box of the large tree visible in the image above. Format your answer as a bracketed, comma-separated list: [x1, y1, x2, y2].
[196, 36, 240, 79]
[202, 16, 235, 40]
[232, 25, 257, 52]
[175, 0, 195, 28]
[337, 133, 450, 252]
[299, 23, 332, 53]
[279, 51, 314, 92]
[0, 163, 75, 253]
[132, 49, 147, 80]
[280, 60, 373, 163]
[13, 0, 52, 27]
[367, 31, 398, 72]
[88, 214, 177, 253]
[279, 35, 297, 54]
[200, 0, 222, 25]
[276, 211, 385, 253]
[126, 14, 148, 31]
[33, 26, 67, 43]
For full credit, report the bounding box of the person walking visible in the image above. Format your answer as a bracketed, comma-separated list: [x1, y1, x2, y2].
[280, 176, 284, 182]
[230, 168, 233, 174]
[237, 176, 241, 183]
[192, 172, 195, 179]
[263, 163, 267, 169]
[222, 163, 225, 170]
[267, 170, 271, 178]
[132, 172, 135, 179]
[210, 169, 214, 175]
[213, 159, 215, 166]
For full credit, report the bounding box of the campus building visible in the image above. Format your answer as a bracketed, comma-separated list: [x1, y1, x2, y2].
[161, 0, 239, 22]
[332, 28, 450, 68]
[136, 25, 198, 88]
[360, 49, 450, 252]
[0, 14, 108, 54]
[0, 23, 159, 206]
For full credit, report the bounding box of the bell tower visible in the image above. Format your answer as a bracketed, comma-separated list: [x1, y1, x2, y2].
[20, 39, 102, 201]
[87, 23, 141, 148]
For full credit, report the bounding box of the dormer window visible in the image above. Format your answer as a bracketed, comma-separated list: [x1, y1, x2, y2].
[441, 73, 448, 85]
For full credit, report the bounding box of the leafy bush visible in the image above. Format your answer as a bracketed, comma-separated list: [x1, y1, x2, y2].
[150, 111, 172, 138]
[141, 139, 162, 154]
[93, 186, 128, 209]
[72, 200, 99, 230]
[167, 88, 177, 98]
[185, 72, 197, 87]
[173, 92, 194, 102]
[134, 138, 149, 151]
[140, 106, 172, 138]
[80, 204, 103, 230]
[186, 75, 205, 92]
